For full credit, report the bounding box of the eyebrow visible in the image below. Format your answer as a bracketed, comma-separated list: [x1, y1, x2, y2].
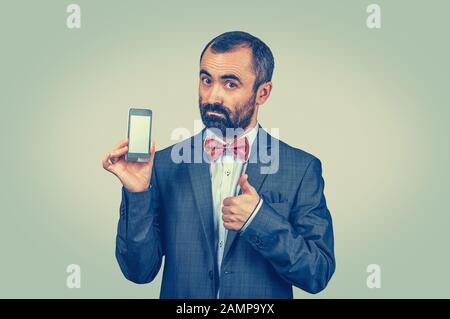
[200, 69, 243, 85]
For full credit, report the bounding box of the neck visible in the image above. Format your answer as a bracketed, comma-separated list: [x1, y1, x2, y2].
[221, 122, 257, 142]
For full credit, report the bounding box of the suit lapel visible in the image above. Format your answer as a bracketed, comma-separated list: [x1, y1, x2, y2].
[187, 129, 216, 262]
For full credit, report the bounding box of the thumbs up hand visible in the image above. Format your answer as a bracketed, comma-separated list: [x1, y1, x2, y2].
[222, 174, 260, 231]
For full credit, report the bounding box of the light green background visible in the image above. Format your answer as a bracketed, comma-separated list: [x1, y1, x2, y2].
[1, 0, 449, 298]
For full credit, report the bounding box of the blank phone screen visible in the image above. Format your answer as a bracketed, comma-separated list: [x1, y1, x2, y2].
[128, 115, 151, 153]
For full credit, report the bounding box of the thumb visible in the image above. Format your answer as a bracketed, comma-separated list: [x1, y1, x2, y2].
[240, 174, 256, 195]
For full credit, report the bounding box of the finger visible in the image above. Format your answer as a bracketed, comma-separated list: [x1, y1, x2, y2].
[111, 151, 126, 164]
[223, 196, 237, 207]
[110, 146, 128, 159]
[114, 138, 128, 150]
[239, 174, 256, 195]
[222, 214, 234, 223]
[221, 205, 233, 216]
[102, 152, 114, 172]
[110, 155, 122, 164]
[223, 221, 238, 231]
[149, 141, 156, 163]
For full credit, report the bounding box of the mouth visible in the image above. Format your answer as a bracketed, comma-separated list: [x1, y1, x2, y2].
[207, 111, 224, 117]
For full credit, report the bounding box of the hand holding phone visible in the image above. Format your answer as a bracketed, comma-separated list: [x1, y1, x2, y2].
[102, 108, 155, 192]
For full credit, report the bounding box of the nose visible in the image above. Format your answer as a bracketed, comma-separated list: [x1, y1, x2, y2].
[202, 83, 224, 105]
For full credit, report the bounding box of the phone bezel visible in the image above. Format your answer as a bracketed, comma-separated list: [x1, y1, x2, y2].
[126, 108, 152, 162]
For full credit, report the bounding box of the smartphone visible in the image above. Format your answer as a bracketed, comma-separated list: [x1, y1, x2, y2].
[125, 108, 152, 162]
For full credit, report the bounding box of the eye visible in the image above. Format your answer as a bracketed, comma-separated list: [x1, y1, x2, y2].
[226, 82, 237, 89]
[201, 77, 211, 85]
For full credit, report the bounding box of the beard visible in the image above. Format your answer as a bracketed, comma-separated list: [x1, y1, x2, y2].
[199, 94, 257, 138]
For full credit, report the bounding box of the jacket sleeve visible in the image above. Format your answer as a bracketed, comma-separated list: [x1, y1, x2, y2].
[115, 168, 163, 284]
[240, 158, 335, 294]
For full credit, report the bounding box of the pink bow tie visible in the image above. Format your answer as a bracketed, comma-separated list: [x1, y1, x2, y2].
[204, 136, 250, 162]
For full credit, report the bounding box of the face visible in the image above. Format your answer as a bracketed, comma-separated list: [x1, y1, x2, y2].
[199, 46, 258, 138]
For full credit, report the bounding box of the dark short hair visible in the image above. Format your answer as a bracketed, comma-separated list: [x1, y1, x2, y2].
[200, 31, 275, 92]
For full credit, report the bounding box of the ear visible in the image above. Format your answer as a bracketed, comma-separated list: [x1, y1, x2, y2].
[255, 81, 273, 106]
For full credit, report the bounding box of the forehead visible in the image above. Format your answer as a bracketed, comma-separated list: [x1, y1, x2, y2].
[200, 46, 255, 80]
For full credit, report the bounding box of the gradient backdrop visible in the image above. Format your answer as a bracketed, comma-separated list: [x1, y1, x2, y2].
[1, 0, 449, 298]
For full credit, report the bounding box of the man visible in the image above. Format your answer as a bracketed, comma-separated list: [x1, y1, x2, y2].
[102, 31, 335, 298]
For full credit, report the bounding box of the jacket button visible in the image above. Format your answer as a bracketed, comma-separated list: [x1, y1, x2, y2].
[209, 270, 213, 280]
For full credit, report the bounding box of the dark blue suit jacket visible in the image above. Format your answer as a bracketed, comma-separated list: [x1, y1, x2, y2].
[115, 126, 335, 298]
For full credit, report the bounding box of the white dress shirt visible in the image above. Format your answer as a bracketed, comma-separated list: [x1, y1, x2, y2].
[205, 123, 264, 283]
